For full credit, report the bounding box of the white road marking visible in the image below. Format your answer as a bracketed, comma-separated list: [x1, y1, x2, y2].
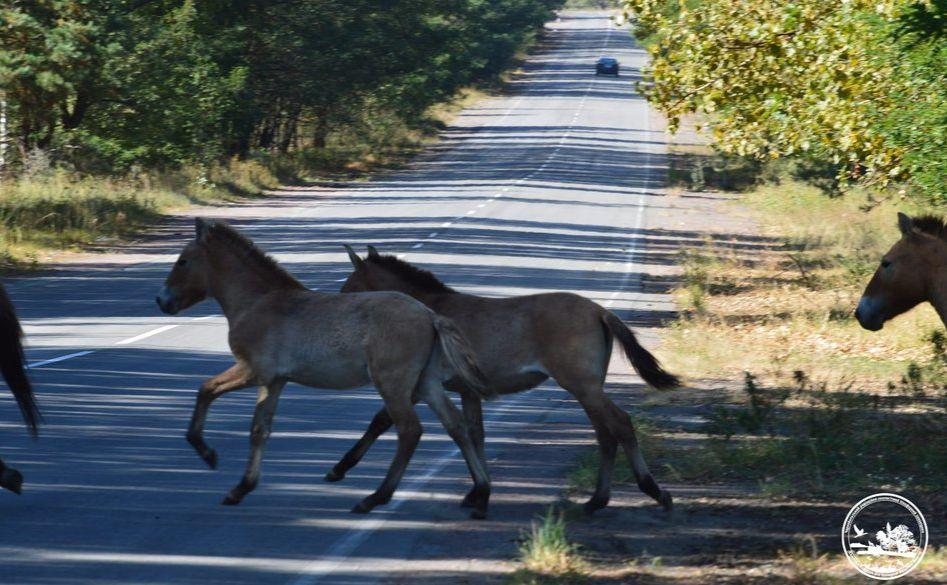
[114, 324, 179, 346]
[26, 351, 96, 370]
[287, 388, 538, 585]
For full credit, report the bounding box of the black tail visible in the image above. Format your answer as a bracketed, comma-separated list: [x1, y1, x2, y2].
[603, 311, 680, 390]
[0, 284, 39, 436]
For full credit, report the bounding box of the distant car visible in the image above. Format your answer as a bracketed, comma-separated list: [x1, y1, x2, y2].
[596, 57, 619, 76]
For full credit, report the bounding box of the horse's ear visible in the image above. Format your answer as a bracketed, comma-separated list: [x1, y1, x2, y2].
[898, 212, 915, 237]
[344, 244, 365, 268]
[367, 245, 380, 259]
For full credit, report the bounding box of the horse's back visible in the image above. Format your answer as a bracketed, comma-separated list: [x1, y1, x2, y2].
[229, 289, 435, 388]
[435, 291, 607, 389]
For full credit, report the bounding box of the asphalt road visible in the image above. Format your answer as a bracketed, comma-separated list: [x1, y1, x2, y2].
[0, 12, 678, 584]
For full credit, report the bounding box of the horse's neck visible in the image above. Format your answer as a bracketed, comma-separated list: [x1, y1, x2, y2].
[930, 263, 947, 327]
[207, 249, 283, 320]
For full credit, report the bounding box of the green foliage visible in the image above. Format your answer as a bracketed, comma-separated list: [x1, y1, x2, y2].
[1, 0, 561, 172]
[623, 1, 947, 200]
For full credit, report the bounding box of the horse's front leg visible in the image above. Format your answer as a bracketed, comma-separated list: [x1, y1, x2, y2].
[222, 379, 286, 505]
[0, 457, 23, 494]
[188, 362, 256, 469]
[325, 407, 394, 482]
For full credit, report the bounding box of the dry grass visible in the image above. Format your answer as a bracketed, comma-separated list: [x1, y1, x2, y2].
[0, 159, 281, 266]
[663, 176, 945, 386]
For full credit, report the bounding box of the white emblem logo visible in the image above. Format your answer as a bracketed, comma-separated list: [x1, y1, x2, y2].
[842, 493, 928, 580]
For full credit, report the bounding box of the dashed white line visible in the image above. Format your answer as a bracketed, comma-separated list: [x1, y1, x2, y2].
[26, 351, 96, 370]
[114, 324, 179, 346]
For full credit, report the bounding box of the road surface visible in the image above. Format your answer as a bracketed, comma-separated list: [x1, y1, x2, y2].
[0, 12, 680, 584]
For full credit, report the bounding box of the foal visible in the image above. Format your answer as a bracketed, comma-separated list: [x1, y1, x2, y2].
[857, 213, 947, 330]
[333, 246, 680, 514]
[158, 219, 495, 517]
[0, 283, 39, 494]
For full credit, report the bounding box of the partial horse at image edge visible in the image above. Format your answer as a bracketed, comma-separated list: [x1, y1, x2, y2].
[856, 212, 947, 331]
[0, 282, 40, 494]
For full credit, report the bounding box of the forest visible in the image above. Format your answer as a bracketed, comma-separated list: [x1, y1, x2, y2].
[1, 0, 561, 174]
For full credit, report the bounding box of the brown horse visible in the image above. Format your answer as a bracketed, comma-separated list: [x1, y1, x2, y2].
[0, 283, 40, 494]
[158, 219, 496, 518]
[334, 246, 680, 514]
[856, 213, 947, 331]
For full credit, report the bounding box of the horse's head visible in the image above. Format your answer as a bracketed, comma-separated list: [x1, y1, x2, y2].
[340, 245, 398, 293]
[340, 245, 454, 299]
[157, 218, 212, 314]
[856, 213, 937, 331]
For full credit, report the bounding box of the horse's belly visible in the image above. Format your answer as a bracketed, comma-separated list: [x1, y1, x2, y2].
[289, 363, 370, 390]
[281, 347, 371, 390]
[445, 370, 548, 395]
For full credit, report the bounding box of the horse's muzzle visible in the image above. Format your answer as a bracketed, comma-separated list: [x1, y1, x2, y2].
[854, 297, 883, 331]
[156, 287, 179, 315]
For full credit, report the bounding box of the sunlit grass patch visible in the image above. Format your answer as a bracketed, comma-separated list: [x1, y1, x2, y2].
[509, 507, 587, 584]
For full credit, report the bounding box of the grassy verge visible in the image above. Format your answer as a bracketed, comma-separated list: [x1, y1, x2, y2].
[660, 139, 947, 497]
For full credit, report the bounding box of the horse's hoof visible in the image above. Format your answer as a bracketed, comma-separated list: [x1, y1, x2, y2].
[469, 508, 488, 520]
[659, 490, 674, 512]
[325, 468, 345, 483]
[583, 496, 609, 515]
[221, 493, 243, 506]
[0, 468, 23, 495]
[203, 449, 218, 470]
[460, 490, 477, 508]
[351, 501, 373, 514]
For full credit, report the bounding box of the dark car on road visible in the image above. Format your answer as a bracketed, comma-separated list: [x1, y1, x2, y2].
[595, 57, 619, 76]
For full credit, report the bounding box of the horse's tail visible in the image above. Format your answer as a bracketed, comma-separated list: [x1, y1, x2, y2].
[0, 284, 39, 436]
[602, 311, 679, 391]
[431, 315, 495, 400]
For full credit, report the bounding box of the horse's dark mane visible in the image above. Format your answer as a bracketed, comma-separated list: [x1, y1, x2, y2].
[913, 215, 947, 241]
[205, 222, 304, 289]
[369, 254, 456, 294]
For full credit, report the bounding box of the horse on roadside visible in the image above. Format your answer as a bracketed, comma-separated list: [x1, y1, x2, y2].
[856, 213, 947, 331]
[334, 245, 680, 514]
[0, 283, 40, 494]
[157, 219, 496, 518]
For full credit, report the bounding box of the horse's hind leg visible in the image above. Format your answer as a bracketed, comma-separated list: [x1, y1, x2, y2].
[0, 457, 23, 495]
[580, 413, 618, 514]
[565, 379, 672, 512]
[325, 407, 395, 482]
[222, 379, 286, 505]
[459, 391, 487, 509]
[419, 379, 491, 519]
[352, 391, 421, 514]
[188, 362, 256, 469]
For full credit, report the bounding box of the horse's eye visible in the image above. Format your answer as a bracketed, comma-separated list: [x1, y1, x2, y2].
[881, 259, 891, 269]
[176, 258, 188, 267]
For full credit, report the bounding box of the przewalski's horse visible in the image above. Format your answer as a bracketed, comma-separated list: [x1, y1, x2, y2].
[0, 283, 40, 494]
[157, 219, 496, 518]
[335, 246, 680, 514]
[856, 213, 947, 331]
